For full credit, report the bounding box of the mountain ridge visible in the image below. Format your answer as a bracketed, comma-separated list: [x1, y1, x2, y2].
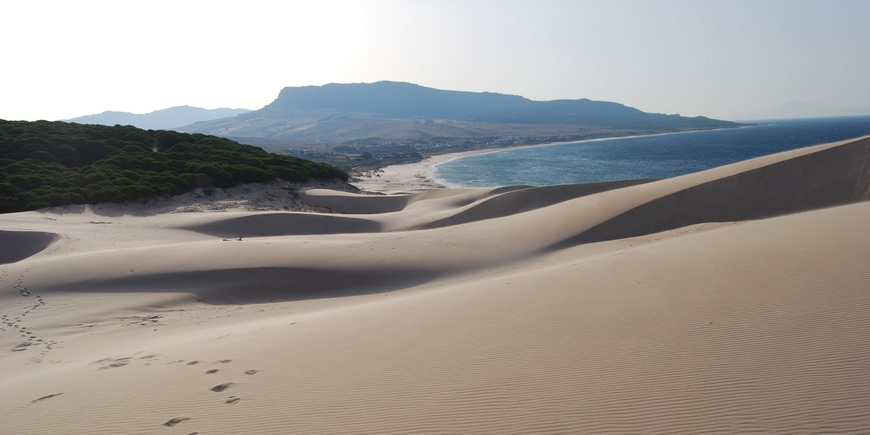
[178, 82, 742, 146]
[65, 106, 251, 130]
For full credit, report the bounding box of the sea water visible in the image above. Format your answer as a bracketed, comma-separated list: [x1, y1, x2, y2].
[431, 116, 870, 187]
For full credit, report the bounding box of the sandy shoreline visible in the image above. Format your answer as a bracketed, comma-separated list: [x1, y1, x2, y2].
[351, 128, 748, 193]
[351, 149, 478, 192]
[2, 135, 870, 434]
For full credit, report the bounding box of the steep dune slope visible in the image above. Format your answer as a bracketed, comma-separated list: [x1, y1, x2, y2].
[560, 135, 870, 246]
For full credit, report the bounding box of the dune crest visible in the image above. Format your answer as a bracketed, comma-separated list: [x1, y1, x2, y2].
[554, 135, 870, 247]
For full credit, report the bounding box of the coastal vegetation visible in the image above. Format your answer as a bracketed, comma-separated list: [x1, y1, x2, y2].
[0, 119, 347, 213]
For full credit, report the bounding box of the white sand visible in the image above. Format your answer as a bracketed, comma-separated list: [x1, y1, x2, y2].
[350, 150, 476, 193]
[2, 135, 870, 434]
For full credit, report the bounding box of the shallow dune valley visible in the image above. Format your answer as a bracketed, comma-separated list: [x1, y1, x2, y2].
[2, 135, 870, 434]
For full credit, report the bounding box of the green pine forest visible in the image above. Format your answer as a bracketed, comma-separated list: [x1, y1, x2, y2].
[0, 119, 348, 213]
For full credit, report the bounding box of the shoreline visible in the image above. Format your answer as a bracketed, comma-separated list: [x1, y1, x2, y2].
[350, 126, 750, 193]
[350, 148, 494, 193]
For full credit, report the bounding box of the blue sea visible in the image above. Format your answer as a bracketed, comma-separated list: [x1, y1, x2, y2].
[431, 116, 870, 187]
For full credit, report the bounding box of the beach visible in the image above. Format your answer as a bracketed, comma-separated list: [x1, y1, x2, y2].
[2, 135, 870, 434]
[351, 149, 479, 192]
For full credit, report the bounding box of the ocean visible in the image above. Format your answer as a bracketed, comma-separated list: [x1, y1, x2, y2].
[431, 116, 870, 187]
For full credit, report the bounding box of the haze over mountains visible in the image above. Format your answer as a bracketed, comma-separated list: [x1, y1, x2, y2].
[744, 101, 870, 121]
[177, 82, 741, 146]
[64, 106, 251, 130]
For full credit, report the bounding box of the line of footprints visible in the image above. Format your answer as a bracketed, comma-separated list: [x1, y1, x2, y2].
[6, 261, 256, 432]
[90, 355, 258, 430]
[33, 356, 259, 432]
[163, 359, 258, 429]
[2, 267, 58, 361]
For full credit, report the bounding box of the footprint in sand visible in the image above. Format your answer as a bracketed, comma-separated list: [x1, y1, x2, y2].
[225, 396, 241, 405]
[12, 342, 32, 352]
[97, 357, 132, 370]
[163, 417, 190, 427]
[211, 382, 234, 392]
[31, 393, 63, 403]
[206, 369, 219, 374]
[244, 370, 257, 375]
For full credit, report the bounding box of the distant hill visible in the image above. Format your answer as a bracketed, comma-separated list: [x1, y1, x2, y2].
[744, 102, 870, 121]
[0, 119, 347, 213]
[178, 82, 741, 146]
[65, 106, 251, 130]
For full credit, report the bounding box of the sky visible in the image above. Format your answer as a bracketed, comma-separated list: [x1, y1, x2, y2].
[2, 0, 869, 122]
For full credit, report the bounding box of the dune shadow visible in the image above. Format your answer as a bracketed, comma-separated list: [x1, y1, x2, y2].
[0, 230, 58, 264]
[49, 266, 447, 304]
[181, 213, 383, 237]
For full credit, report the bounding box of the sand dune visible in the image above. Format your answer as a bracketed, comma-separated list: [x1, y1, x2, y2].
[1, 135, 870, 434]
[298, 188, 412, 214]
[411, 179, 655, 230]
[557, 135, 870, 247]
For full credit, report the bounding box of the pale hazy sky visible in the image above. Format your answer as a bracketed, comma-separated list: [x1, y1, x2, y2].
[2, 0, 869, 122]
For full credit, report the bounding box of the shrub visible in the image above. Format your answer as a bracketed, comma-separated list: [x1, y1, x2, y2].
[0, 119, 348, 213]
